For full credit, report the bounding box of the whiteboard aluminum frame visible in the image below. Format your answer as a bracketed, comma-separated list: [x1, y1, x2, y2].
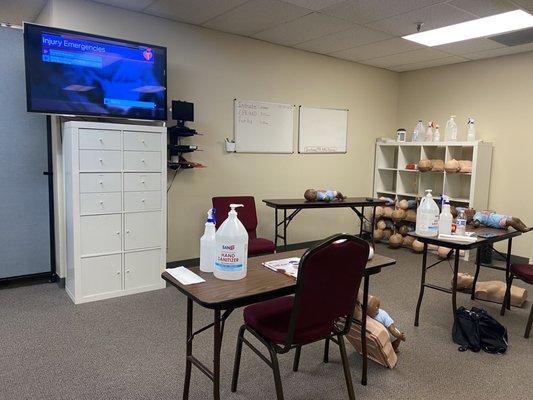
[298, 105, 348, 154]
[233, 99, 295, 154]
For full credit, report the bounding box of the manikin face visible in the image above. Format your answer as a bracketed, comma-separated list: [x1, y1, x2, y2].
[304, 189, 317, 201]
[367, 296, 380, 318]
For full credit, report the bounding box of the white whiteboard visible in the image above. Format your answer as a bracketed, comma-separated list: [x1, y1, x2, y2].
[234, 99, 294, 153]
[298, 106, 348, 153]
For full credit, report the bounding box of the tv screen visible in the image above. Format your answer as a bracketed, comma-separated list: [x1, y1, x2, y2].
[24, 23, 167, 121]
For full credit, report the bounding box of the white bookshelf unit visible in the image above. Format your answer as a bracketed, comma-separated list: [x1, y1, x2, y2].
[63, 121, 167, 304]
[374, 141, 493, 210]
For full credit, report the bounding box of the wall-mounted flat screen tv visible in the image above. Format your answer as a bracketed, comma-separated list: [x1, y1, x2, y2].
[24, 23, 167, 121]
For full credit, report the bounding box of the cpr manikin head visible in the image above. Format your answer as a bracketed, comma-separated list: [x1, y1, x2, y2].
[304, 189, 317, 201]
[367, 295, 380, 318]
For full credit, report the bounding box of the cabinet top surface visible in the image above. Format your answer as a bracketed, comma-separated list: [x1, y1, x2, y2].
[64, 120, 165, 133]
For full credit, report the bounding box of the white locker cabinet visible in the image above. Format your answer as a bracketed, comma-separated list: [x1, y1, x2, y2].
[63, 121, 167, 304]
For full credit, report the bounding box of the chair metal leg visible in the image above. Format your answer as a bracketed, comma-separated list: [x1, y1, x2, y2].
[293, 346, 301, 372]
[323, 338, 330, 363]
[183, 298, 193, 400]
[525, 303, 533, 339]
[267, 345, 285, 400]
[231, 325, 246, 392]
[337, 335, 356, 400]
[500, 275, 513, 316]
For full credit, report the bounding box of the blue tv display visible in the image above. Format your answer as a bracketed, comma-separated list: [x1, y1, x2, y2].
[24, 23, 167, 121]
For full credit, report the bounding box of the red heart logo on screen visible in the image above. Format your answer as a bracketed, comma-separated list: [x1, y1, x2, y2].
[143, 48, 153, 61]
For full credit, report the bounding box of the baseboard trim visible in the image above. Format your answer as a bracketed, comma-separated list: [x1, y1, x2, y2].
[166, 239, 322, 269]
[0, 272, 54, 289]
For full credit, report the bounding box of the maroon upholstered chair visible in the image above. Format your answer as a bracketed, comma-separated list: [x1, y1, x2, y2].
[501, 263, 533, 338]
[231, 234, 369, 400]
[212, 196, 275, 256]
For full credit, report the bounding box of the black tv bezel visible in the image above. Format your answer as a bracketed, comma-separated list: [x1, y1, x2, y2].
[23, 22, 168, 121]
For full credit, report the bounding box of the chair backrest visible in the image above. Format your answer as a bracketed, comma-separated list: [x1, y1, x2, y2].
[211, 196, 258, 238]
[284, 234, 369, 348]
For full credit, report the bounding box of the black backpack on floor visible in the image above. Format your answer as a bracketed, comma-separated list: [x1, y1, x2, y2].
[452, 307, 508, 354]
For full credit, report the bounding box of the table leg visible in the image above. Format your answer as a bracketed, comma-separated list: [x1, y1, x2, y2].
[283, 209, 288, 251]
[183, 298, 193, 400]
[359, 206, 364, 237]
[451, 250, 460, 317]
[361, 274, 369, 386]
[274, 207, 278, 248]
[370, 206, 377, 248]
[505, 238, 513, 311]
[213, 309, 222, 400]
[414, 243, 428, 327]
[471, 247, 481, 300]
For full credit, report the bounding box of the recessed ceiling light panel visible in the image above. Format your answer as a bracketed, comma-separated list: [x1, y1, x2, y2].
[403, 10, 533, 47]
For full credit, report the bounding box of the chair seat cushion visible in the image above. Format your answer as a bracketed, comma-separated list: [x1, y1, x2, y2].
[244, 296, 333, 345]
[248, 237, 276, 256]
[511, 264, 533, 284]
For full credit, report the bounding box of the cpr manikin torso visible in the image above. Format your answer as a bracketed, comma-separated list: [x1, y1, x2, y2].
[456, 273, 527, 307]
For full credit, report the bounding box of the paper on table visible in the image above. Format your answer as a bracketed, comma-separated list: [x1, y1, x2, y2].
[165, 267, 205, 285]
[262, 257, 300, 279]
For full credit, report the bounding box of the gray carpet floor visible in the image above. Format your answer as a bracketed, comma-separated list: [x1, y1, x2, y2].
[1, 244, 532, 400]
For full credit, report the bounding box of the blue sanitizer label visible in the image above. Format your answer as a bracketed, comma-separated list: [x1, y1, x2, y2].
[215, 244, 245, 271]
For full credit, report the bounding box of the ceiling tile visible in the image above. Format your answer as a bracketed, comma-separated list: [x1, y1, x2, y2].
[392, 55, 469, 71]
[92, 0, 155, 10]
[331, 37, 422, 61]
[0, 0, 46, 25]
[203, 0, 310, 35]
[448, 0, 517, 17]
[145, 0, 249, 25]
[321, 0, 445, 24]
[295, 25, 392, 53]
[463, 42, 533, 59]
[281, 0, 346, 11]
[367, 3, 476, 36]
[434, 38, 505, 55]
[361, 48, 451, 68]
[252, 12, 355, 45]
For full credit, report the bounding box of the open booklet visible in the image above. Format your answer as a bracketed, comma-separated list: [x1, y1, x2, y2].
[262, 257, 300, 279]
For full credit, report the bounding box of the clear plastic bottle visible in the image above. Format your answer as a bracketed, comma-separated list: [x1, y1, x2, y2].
[438, 197, 453, 235]
[434, 124, 440, 142]
[425, 122, 434, 142]
[416, 189, 439, 237]
[445, 115, 458, 141]
[200, 208, 216, 273]
[456, 207, 467, 236]
[467, 118, 476, 141]
[214, 204, 249, 280]
[413, 120, 424, 142]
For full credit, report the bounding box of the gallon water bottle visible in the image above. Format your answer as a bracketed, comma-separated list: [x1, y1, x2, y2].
[413, 120, 424, 142]
[438, 197, 453, 235]
[425, 122, 434, 142]
[200, 208, 216, 273]
[214, 204, 249, 280]
[416, 190, 439, 237]
[445, 115, 458, 141]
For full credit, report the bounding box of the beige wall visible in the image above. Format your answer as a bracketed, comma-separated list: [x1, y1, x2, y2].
[45, 0, 399, 269]
[397, 52, 533, 259]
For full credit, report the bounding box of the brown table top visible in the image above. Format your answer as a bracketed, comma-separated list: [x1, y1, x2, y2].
[162, 249, 396, 310]
[262, 197, 387, 209]
[408, 227, 523, 250]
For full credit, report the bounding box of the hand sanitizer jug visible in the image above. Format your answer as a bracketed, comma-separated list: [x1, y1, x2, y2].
[200, 208, 216, 273]
[214, 204, 249, 280]
[416, 190, 439, 237]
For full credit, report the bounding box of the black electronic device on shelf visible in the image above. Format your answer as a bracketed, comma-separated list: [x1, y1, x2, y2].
[167, 100, 204, 168]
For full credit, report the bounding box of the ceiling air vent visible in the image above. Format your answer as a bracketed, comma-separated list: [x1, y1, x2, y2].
[488, 27, 533, 46]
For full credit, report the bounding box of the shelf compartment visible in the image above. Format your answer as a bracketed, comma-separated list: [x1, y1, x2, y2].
[446, 146, 473, 162]
[376, 145, 398, 169]
[444, 173, 471, 202]
[419, 171, 443, 198]
[397, 170, 418, 196]
[375, 169, 397, 194]
[398, 145, 421, 170]
[421, 145, 446, 161]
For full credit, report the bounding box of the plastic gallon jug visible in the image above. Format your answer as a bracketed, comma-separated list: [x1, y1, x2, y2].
[200, 208, 216, 273]
[445, 115, 458, 141]
[416, 190, 439, 237]
[438, 197, 453, 236]
[214, 204, 249, 280]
